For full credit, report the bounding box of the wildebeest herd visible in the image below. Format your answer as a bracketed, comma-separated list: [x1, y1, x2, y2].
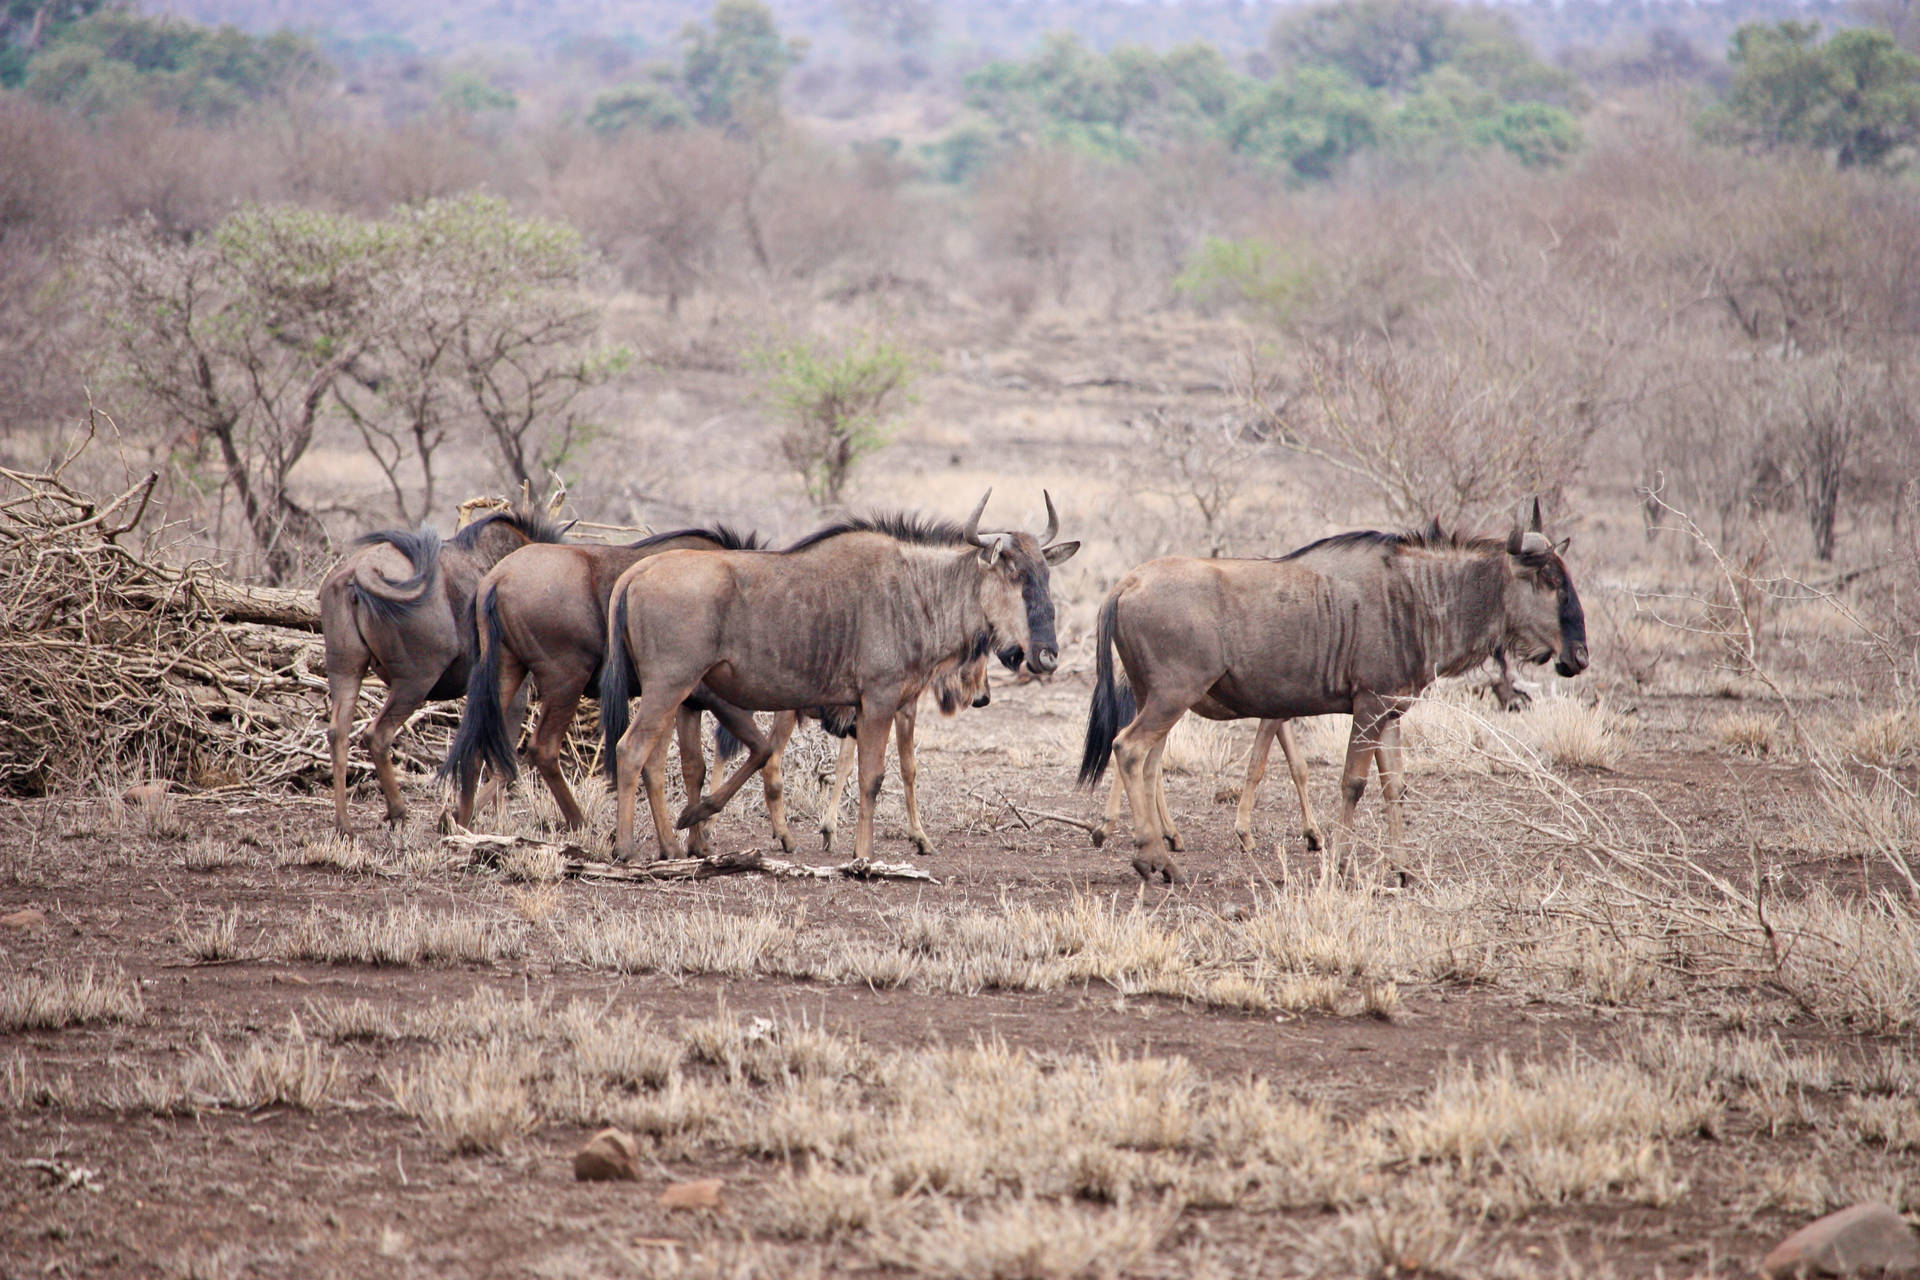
[321, 492, 1587, 882]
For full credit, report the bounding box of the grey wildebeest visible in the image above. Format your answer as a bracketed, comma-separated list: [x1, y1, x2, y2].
[1089, 520, 1536, 858]
[1079, 504, 1587, 884]
[758, 640, 995, 856]
[319, 502, 567, 834]
[600, 492, 1078, 862]
[440, 525, 772, 849]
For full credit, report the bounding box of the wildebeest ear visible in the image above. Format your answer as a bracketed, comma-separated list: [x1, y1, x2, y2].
[1554, 535, 1571, 556]
[977, 532, 1011, 564]
[1529, 497, 1544, 533]
[1043, 540, 1080, 565]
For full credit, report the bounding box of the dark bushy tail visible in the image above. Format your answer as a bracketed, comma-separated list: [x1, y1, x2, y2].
[1078, 592, 1134, 787]
[349, 528, 441, 623]
[442, 585, 517, 792]
[714, 721, 744, 761]
[599, 590, 635, 780]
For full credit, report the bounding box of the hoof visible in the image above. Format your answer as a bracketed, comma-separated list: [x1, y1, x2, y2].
[1131, 855, 1186, 885]
[1303, 828, 1324, 852]
[819, 827, 836, 854]
[1235, 830, 1254, 854]
[776, 834, 795, 854]
[675, 799, 721, 831]
[1162, 832, 1183, 853]
[909, 835, 937, 857]
[1089, 826, 1107, 849]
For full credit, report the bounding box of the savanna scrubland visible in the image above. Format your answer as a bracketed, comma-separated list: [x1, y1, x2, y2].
[4, 1, 1920, 1276]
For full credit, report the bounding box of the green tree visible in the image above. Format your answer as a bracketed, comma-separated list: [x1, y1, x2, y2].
[23, 12, 328, 120]
[757, 333, 921, 507]
[1472, 101, 1582, 166]
[439, 70, 516, 115]
[1710, 21, 1920, 168]
[586, 78, 691, 134]
[0, 0, 108, 86]
[679, 0, 805, 133]
[1227, 67, 1385, 181]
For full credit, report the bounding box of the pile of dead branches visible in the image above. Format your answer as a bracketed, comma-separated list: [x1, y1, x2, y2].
[0, 450, 417, 797]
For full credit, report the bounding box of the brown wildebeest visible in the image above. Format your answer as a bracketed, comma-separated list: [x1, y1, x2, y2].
[1079, 503, 1587, 884]
[759, 642, 994, 856]
[440, 525, 770, 849]
[319, 503, 567, 834]
[1090, 521, 1535, 857]
[600, 492, 1078, 862]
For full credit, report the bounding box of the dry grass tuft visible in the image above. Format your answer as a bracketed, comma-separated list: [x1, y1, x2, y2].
[0, 965, 144, 1032]
[551, 902, 799, 976]
[180, 837, 252, 870]
[1718, 711, 1782, 757]
[869, 1197, 1174, 1280]
[1516, 695, 1630, 771]
[385, 1041, 538, 1153]
[282, 904, 527, 966]
[134, 788, 187, 839]
[178, 905, 244, 962]
[1844, 707, 1920, 767]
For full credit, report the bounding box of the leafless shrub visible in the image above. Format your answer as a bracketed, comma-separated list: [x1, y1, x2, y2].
[0, 966, 144, 1033]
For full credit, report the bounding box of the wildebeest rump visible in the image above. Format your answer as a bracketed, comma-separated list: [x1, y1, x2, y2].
[441, 525, 771, 848]
[600, 492, 1079, 862]
[1080, 503, 1587, 883]
[319, 503, 567, 834]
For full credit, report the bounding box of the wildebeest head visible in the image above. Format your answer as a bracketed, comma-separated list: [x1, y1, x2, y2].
[1502, 499, 1588, 678]
[961, 490, 1080, 677]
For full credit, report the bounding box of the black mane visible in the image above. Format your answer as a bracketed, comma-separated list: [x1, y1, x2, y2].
[628, 523, 765, 552]
[783, 511, 972, 553]
[1279, 521, 1504, 561]
[449, 506, 569, 551]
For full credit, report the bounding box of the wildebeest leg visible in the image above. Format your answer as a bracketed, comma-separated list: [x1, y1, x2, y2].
[612, 689, 693, 863]
[897, 703, 934, 856]
[1277, 719, 1324, 853]
[675, 708, 711, 857]
[1234, 719, 1278, 854]
[1375, 713, 1410, 886]
[1092, 771, 1129, 849]
[674, 702, 775, 833]
[326, 660, 366, 836]
[1147, 738, 1181, 851]
[820, 737, 856, 853]
[1113, 696, 1187, 884]
[759, 712, 799, 854]
[364, 678, 436, 827]
[639, 731, 684, 860]
[1329, 698, 1391, 883]
[522, 675, 587, 831]
[851, 695, 901, 861]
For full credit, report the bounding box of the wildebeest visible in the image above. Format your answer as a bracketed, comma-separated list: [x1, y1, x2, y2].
[440, 525, 769, 848]
[1090, 521, 1535, 857]
[1080, 503, 1587, 884]
[319, 502, 567, 834]
[759, 643, 994, 856]
[600, 492, 1078, 862]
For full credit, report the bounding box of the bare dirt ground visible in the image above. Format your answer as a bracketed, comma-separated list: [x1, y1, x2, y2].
[5, 656, 1917, 1279]
[6, 310, 1918, 1279]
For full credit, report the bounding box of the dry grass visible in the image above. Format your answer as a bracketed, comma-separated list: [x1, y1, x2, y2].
[1717, 711, 1782, 757]
[868, 1197, 1174, 1279]
[0, 965, 144, 1032]
[178, 905, 244, 961]
[108, 1023, 348, 1114]
[1513, 695, 1631, 771]
[384, 1040, 539, 1152]
[281, 904, 528, 966]
[550, 901, 800, 977]
[1844, 707, 1920, 766]
[180, 837, 253, 870]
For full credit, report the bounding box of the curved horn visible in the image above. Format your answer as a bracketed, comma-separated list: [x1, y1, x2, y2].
[1040, 490, 1059, 546]
[962, 489, 992, 547]
[1529, 497, 1544, 533]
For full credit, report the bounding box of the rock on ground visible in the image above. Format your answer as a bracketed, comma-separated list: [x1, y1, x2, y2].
[572, 1128, 640, 1182]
